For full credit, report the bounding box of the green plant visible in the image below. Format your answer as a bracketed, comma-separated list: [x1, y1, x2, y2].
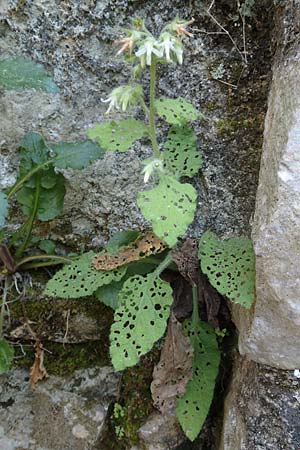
[0, 57, 105, 372]
[44, 16, 256, 442]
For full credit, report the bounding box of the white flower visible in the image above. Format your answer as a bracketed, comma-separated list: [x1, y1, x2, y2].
[135, 37, 162, 67]
[142, 158, 164, 183]
[101, 91, 120, 114]
[158, 32, 184, 65]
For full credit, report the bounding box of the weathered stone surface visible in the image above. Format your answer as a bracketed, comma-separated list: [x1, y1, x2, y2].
[138, 411, 185, 450]
[0, 367, 120, 450]
[237, 2, 300, 369]
[0, 0, 270, 243]
[218, 356, 300, 450]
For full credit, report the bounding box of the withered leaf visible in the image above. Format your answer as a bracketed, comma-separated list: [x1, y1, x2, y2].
[30, 341, 48, 388]
[93, 232, 167, 270]
[151, 314, 193, 414]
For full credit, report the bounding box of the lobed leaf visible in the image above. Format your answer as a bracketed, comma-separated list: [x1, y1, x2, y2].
[87, 118, 148, 152]
[0, 192, 8, 228]
[110, 274, 173, 371]
[176, 320, 220, 441]
[155, 97, 200, 125]
[198, 231, 255, 308]
[51, 140, 104, 169]
[137, 176, 197, 247]
[44, 252, 127, 298]
[0, 340, 14, 374]
[163, 125, 202, 178]
[0, 57, 59, 93]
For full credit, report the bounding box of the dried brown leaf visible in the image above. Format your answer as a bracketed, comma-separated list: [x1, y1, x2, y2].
[93, 232, 167, 270]
[151, 314, 193, 414]
[29, 341, 48, 388]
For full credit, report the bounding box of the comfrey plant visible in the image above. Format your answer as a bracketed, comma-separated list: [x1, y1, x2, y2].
[45, 17, 256, 441]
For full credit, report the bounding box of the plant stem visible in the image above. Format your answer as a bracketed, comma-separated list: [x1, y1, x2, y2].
[15, 179, 41, 259]
[16, 254, 73, 269]
[192, 285, 199, 326]
[0, 277, 9, 339]
[149, 61, 160, 159]
[7, 161, 51, 199]
[152, 251, 173, 278]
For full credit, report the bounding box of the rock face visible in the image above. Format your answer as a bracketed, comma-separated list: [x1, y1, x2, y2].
[0, 367, 120, 450]
[218, 356, 300, 450]
[237, 1, 300, 370]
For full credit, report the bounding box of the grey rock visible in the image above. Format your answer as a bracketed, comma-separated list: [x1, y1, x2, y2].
[237, 2, 300, 369]
[0, 367, 120, 450]
[219, 356, 300, 450]
[138, 411, 185, 450]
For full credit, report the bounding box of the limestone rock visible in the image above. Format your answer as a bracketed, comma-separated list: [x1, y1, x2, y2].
[0, 367, 120, 450]
[219, 356, 300, 450]
[237, 2, 300, 369]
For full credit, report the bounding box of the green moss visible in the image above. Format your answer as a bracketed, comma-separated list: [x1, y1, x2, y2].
[13, 340, 109, 376]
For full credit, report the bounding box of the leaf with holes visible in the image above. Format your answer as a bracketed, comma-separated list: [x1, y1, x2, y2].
[199, 231, 255, 308]
[87, 118, 149, 151]
[0, 192, 8, 228]
[155, 97, 201, 125]
[137, 176, 197, 247]
[163, 125, 202, 178]
[44, 252, 127, 298]
[110, 274, 173, 371]
[51, 140, 104, 169]
[176, 320, 220, 441]
[0, 340, 14, 374]
[0, 57, 59, 93]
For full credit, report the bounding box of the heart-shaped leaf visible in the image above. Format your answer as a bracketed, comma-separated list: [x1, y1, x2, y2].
[199, 231, 255, 308]
[155, 97, 201, 125]
[137, 176, 197, 247]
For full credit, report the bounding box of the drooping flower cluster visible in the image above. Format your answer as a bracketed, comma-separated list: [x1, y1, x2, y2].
[102, 84, 143, 114]
[115, 15, 194, 68]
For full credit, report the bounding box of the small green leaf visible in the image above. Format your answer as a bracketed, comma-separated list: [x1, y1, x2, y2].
[0, 191, 8, 228]
[163, 125, 202, 178]
[51, 140, 104, 169]
[137, 176, 197, 247]
[110, 274, 173, 371]
[17, 172, 66, 221]
[44, 252, 127, 298]
[87, 118, 148, 152]
[155, 97, 201, 124]
[0, 340, 14, 374]
[39, 239, 56, 254]
[176, 321, 220, 441]
[106, 230, 140, 254]
[0, 57, 59, 93]
[199, 231, 255, 308]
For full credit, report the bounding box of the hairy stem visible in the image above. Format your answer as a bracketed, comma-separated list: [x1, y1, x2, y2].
[192, 285, 199, 326]
[149, 61, 160, 159]
[152, 251, 173, 278]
